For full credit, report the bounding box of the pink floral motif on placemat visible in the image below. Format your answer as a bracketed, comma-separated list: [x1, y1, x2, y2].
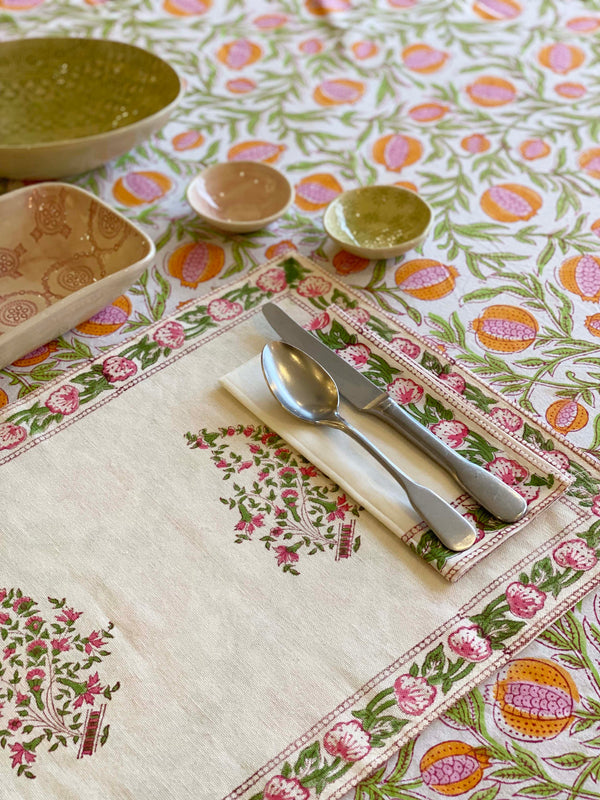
[185, 424, 362, 574]
[0, 589, 118, 778]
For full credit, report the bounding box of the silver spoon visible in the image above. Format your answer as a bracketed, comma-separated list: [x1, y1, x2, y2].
[261, 341, 477, 553]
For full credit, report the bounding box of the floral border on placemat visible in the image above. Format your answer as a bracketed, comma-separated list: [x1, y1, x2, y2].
[232, 512, 600, 800]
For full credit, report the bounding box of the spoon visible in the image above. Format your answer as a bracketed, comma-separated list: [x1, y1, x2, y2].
[261, 341, 477, 553]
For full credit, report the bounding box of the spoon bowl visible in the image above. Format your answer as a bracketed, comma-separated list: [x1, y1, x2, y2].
[261, 340, 476, 552]
[262, 340, 340, 423]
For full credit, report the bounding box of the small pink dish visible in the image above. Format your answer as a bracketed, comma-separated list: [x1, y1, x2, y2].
[187, 161, 293, 233]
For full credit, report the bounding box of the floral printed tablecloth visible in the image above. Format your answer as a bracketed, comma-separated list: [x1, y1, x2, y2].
[3, 0, 600, 798]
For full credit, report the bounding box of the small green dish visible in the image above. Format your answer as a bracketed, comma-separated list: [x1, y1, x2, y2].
[323, 185, 433, 259]
[0, 38, 182, 179]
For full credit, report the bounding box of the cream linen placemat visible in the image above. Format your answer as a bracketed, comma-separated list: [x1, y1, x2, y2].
[222, 303, 571, 582]
[1, 254, 600, 800]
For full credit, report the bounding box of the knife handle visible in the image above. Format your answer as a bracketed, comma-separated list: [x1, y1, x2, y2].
[368, 396, 528, 524]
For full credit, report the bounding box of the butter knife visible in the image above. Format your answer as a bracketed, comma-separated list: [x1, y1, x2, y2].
[263, 302, 528, 524]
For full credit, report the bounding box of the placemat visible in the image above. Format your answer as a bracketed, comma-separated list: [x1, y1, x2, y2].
[2, 254, 600, 800]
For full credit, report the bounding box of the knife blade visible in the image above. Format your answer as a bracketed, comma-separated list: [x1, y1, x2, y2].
[262, 302, 528, 524]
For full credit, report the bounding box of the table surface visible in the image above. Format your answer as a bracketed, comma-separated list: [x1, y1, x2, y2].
[3, 1, 600, 798]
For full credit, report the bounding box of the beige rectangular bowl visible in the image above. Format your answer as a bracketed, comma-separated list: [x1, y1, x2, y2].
[0, 182, 155, 369]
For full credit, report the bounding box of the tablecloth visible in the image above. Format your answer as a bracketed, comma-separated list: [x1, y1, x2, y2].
[2, 0, 600, 798]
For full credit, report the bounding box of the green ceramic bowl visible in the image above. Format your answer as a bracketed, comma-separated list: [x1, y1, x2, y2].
[323, 185, 433, 259]
[0, 38, 182, 179]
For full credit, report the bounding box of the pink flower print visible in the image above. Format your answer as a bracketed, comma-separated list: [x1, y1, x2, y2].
[297, 275, 332, 297]
[0, 588, 5, 602]
[256, 268, 287, 293]
[553, 539, 598, 571]
[51, 637, 70, 652]
[3, 644, 15, 660]
[506, 582, 546, 618]
[387, 377, 424, 405]
[9, 742, 35, 769]
[281, 489, 298, 501]
[515, 483, 540, 503]
[271, 527, 284, 537]
[592, 496, 600, 517]
[195, 436, 210, 449]
[275, 447, 289, 457]
[393, 674, 437, 715]
[323, 720, 372, 762]
[85, 630, 106, 654]
[8, 718, 21, 731]
[25, 615, 43, 631]
[390, 336, 420, 359]
[243, 426, 254, 437]
[26, 638, 47, 654]
[464, 513, 486, 544]
[275, 546, 300, 566]
[448, 625, 492, 662]
[102, 355, 138, 383]
[227, 427, 236, 436]
[438, 372, 466, 394]
[545, 449, 570, 472]
[13, 596, 32, 613]
[279, 466, 296, 476]
[216, 459, 228, 468]
[262, 432, 277, 445]
[307, 312, 330, 330]
[249, 444, 261, 453]
[258, 470, 269, 481]
[238, 461, 252, 471]
[0, 422, 27, 451]
[236, 514, 265, 535]
[344, 306, 371, 325]
[45, 384, 80, 415]
[0, 613, 9, 625]
[207, 298, 243, 321]
[16, 692, 28, 705]
[429, 419, 469, 449]
[153, 320, 186, 348]
[26, 668, 45, 682]
[485, 456, 528, 486]
[300, 465, 318, 477]
[328, 494, 350, 521]
[264, 775, 310, 800]
[56, 607, 82, 623]
[73, 672, 103, 709]
[336, 343, 371, 370]
[488, 406, 523, 433]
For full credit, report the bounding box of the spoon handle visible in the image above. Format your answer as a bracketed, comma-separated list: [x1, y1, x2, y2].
[331, 416, 476, 552]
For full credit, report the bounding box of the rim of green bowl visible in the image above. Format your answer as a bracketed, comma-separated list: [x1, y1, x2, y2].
[323, 185, 433, 253]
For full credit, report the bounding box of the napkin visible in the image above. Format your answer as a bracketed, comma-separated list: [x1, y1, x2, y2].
[221, 304, 571, 581]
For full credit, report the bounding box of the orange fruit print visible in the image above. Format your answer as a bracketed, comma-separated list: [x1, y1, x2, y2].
[546, 400, 589, 433]
[295, 174, 342, 210]
[490, 659, 579, 740]
[480, 184, 542, 221]
[113, 172, 172, 206]
[167, 243, 225, 288]
[373, 134, 423, 172]
[472, 305, 538, 352]
[394, 259, 458, 300]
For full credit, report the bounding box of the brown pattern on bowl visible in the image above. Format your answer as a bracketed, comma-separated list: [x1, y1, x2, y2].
[0, 183, 155, 368]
